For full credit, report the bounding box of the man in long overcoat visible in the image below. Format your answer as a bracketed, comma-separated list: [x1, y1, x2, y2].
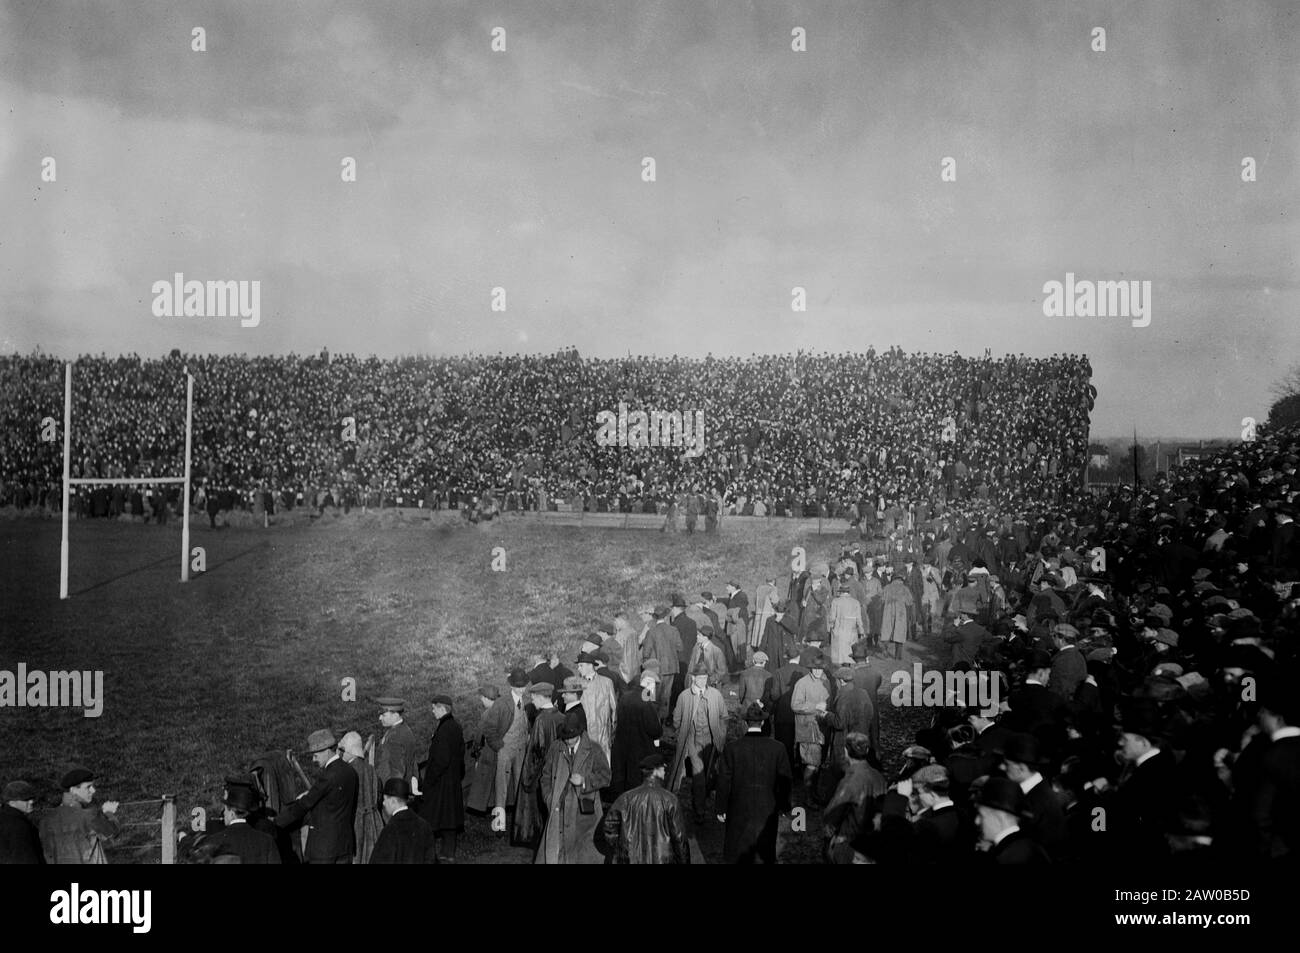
[668, 667, 729, 818]
[419, 696, 465, 863]
[537, 724, 611, 864]
[715, 704, 792, 863]
[609, 674, 664, 797]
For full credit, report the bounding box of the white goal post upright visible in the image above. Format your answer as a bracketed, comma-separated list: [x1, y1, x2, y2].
[58, 362, 195, 600]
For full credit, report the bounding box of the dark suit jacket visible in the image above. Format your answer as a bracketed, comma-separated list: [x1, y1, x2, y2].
[1008, 682, 1067, 725]
[1255, 735, 1300, 860]
[715, 732, 793, 863]
[990, 828, 1051, 864]
[913, 804, 968, 865]
[206, 819, 281, 864]
[276, 756, 358, 862]
[1112, 748, 1178, 861]
[0, 804, 44, 864]
[370, 808, 438, 864]
[1048, 647, 1087, 699]
[419, 715, 466, 832]
[1021, 777, 1067, 858]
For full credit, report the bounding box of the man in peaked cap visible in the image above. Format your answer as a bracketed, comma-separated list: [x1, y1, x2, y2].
[275, 729, 359, 863]
[0, 780, 43, 864]
[39, 767, 120, 864]
[601, 753, 690, 864]
[482, 669, 532, 821]
[974, 777, 1049, 864]
[370, 779, 437, 864]
[205, 785, 280, 864]
[374, 696, 421, 791]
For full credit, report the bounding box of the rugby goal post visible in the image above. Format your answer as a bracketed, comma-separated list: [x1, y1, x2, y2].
[59, 362, 195, 599]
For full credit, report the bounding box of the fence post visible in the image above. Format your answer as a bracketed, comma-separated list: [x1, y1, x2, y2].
[160, 795, 176, 864]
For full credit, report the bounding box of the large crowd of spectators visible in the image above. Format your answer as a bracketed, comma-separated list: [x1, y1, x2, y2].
[0, 349, 1094, 517]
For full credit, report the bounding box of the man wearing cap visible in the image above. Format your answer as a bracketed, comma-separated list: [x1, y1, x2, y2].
[942, 590, 989, 669]
[559, 675, 588, 734]
[39, 768, 120, 864]
[641, 606, 683, 722]
[527, 649, 572, 701]
[1047, 625, 1086, 699]
[758, 598, 799, 672]
[688, 626, 726, 681]
[465, 686, 501, 815]
[514, 681, 566, 848]
[822, 664, 878, 770]
[370, 779, 437, 864]
[791, 654, 831, 794]
[0, 780, 43, 864]
[669, 665, 729, 820]
[483, 669, 532, 820]
[374, 696, 422, 792]
[576, 652, 617, 763]
[884, 765, 968, 864]
[420, 696, 465, 863]
[205, 786, 280, 864]
[538, 721, 611, 864]
[601, 753, 690, 864]
[974, 777, 1049, 864]
[715, 702, 792, 863]
[737, 650, 776, 714]
[276, 730, 359, 864]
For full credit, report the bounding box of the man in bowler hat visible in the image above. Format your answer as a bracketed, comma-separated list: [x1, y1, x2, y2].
[370, 778, 438, 864]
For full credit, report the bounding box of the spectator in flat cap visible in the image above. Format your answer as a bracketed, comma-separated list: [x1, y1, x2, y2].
[975, 778, 1049, 864]
[275, 729, 359, 864]
[737, 649, 776, 714]
[0, 780, 43, 864]
[370, 778, 437, 864]
[688, 626, 727, 682]
[822, 733, 886, 863]
[715, 703, 793, 864]
[419, 696, 465, 863]
[791, 654, 831, 795]
[204, 785, 280, 864]
[537, 716, 611, 865]
[669, 666, 728, 820]
[39, 767, 119, 864]
[513, 681, 566, 849]
[885, 764, 969, 865]
[374, 695, 422, 792]
[482, 670, 532, 825]
[601, 752, 690, 864]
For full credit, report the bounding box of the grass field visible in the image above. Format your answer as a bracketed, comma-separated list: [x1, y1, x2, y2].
[0, 508, 935, 863]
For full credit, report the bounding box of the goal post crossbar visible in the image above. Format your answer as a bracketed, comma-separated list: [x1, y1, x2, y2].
[59, 363, 195, 600]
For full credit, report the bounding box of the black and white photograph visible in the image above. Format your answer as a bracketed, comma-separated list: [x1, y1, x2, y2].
[0, 0, 1296, 931]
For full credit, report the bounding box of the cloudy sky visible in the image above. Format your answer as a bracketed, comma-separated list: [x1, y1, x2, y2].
[1, 0, 1296, 436]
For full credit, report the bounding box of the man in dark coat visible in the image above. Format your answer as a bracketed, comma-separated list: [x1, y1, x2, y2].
[419, 695, 465, 863]
[771, 646, 807, 770]
[275, 729, 358, 863]
[0, 781, 44, 864]
[374, 696, 422, 789]
[370, 779, 437, 864]
[758, 602, 799, 671]
[1255, 690, 1300, 860]
[609, 675, 664, 797]
[999, 732, 1066, 860]
[205, 786, 280, 863]
[975, 778, 1050, 864]
[715, 703, 793, 864]
[1096, 706, 1178, 862]
[600, 754, 690, 864]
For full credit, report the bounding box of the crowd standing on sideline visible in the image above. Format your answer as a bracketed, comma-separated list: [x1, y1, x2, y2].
[3, 421, 1296, 864]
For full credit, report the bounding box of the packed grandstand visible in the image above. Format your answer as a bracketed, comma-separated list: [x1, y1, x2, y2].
[0, 349, 1095, 515]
